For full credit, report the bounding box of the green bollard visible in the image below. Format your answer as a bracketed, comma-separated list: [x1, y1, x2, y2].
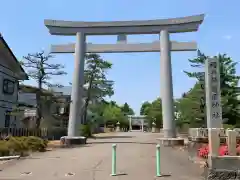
[111, 144, 117, 176]
[156, 144, 162, 177]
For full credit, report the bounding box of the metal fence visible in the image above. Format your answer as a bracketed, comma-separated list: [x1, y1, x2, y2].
[0, 128, 48, 138]
[0, 127, 68, 140]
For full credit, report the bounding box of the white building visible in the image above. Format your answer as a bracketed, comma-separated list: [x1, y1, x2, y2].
[0, 34, 28, 128]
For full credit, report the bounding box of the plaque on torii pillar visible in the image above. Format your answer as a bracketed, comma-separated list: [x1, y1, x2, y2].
[44, 14, 204, 139]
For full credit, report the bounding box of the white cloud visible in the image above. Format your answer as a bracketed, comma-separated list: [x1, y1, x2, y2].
[223, 35, 232, 40]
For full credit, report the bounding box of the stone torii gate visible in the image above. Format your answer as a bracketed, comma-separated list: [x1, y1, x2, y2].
[44, 14, 204, 140]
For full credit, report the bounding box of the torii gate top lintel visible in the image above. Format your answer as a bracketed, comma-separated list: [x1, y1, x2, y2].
[44, 14, 204, 36]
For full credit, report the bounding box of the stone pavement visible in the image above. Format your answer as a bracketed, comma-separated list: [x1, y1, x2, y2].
[0, 132, 204, 180]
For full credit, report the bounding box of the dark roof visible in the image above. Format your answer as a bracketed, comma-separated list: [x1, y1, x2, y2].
[50, 86, 88, 96]
[0, 33, 28, 80]
[19, 84, 52, 95]
[50, 86, 72, 95]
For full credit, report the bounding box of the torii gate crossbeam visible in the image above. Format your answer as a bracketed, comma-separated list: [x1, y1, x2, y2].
[50, 41, 197, 53]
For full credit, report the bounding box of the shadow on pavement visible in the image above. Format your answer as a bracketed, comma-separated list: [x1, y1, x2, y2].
[88, 141, 156, 145]
[93, 136, 134, 139]
[115, 173, 128, 176]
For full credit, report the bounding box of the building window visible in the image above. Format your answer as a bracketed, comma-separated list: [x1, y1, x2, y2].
[3, 79, 15, 95]
[5, 111, 11, 128]
[63, 119, 68, 128]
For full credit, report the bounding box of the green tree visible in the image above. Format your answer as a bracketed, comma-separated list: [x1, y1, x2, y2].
[176, 83, 205, 127]
[120, 102, 134, 115]
[109, 101, 118, 107]
[140, 98, 163, 128]
[82, 53, 114, 124]
[102, 104, 127, 127]
[140, 101, 151, 115]
[87, 100, 109, 125]
[184, 50, 240, 126]
[21, 51, 67, 128]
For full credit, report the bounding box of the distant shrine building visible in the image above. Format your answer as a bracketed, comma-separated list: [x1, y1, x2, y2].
[128, 115, 147, 131]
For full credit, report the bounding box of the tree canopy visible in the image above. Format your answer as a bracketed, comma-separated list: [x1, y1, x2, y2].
[175, 83, 205, 127]
[178, 50, 240, 127]
[120, 102, 135, 116]
[140, 101, 151, 115]
[74, 53, 134, 128]
[20, 51, 67, 128]
[140, 98, 163, 128]
[82, 53, 114, 123]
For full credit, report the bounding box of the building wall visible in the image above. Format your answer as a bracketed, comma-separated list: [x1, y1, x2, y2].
[17, 91, 56, 128]
[18, 91, 37, 106]
[18, 85, 95, 128]
[128, 116, 148, 126]
[0, 58, 20, 128]
[17, 90, 71, 128]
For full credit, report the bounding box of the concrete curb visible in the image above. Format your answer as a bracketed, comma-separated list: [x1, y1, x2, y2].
[47, 133, 116, 148]
[93, 132, 116, 137]
[0, 155, 20, 161]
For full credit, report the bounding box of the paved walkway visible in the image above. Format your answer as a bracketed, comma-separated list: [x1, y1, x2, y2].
[0, 132, 203, 180]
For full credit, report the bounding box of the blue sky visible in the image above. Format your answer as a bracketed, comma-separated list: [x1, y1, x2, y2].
[1, 0, 239, 114]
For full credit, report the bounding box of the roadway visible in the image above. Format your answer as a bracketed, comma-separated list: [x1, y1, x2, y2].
[0, 132, 203, 180]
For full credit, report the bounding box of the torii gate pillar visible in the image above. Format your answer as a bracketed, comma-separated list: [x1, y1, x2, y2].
[160, 30, 176, 138]
[68, 32, 86, 137]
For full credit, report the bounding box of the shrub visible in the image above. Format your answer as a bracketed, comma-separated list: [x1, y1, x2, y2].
[80, 124, 92, 138]
[237, 145, 240, 155]
[219, 145, 228, 156]
[24, 136, 48, 152]
[0, 136, 48, 157]
[7, 137, 29, 156]
[0, 141, 10, 156]
[198, 144, 240, 158]
[198, 144, 209, 158]
[223, 124, 235, 129]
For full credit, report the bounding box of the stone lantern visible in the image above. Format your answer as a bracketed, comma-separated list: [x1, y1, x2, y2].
[152, 122, 156, 133]
[116, 121, 121, 132]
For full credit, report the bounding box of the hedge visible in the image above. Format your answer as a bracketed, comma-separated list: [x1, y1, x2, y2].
[0, 136, 48, 157]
